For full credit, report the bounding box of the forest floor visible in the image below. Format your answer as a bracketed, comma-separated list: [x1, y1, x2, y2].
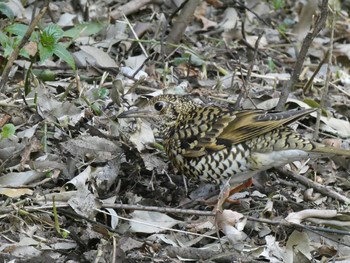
[1, 0, 350, 262]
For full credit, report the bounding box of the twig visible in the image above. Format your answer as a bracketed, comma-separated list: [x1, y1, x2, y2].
[104, 203, 214, 216]
[110, 0, 160, 20]
[1, 202, 350, 240]
[164, 0, 200, 55]
[314, 3, 336, 140]
[0, 4, 49, 93]
[276, 0, 328, 110]
[276, 167, 350, 203]
[302, 50, 329, 94]
[234, 33, 263, 109]
[330, 82, 350, 98]
[122, 13, 148, 58]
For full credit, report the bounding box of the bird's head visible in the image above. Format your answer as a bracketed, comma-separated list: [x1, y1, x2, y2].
[118, 94, 199, 128]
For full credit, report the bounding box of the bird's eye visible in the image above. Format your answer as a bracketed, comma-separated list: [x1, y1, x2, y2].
[154, 101, 165, 111]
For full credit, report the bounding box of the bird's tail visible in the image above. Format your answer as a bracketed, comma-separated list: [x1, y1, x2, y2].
[312, 143, 350, 157]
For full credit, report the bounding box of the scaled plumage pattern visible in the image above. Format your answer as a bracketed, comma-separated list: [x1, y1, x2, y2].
[119, 94, 350, 185]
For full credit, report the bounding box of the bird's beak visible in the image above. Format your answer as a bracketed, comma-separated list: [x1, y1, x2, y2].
[118, 108, 156, 119]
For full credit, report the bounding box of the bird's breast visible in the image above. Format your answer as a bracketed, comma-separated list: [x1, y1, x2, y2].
[164, 138, 252, 184]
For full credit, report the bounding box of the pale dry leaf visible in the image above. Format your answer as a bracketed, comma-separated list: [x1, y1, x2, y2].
[259, 235, 289, 263]
[0, 188, 33, 198]
[0, 171, 45, 186]
[198, 16, 217, 31]
[334, 43, 350, 61]
[129, 211, 181, 233]
[147, 234, 178, 247]
[51, 242, 77, 250]
[216, 210, 247, 244]
[37, 94, 85, 126]
[251, 190, 266, 198]
[285, 230, 312, 263]
[141, 152, 167, 173]
[61, 135, 121, 162]
[120, 66, 148, 80]
[67, 185, 102, 219]
[286, 209, 338, 224]
[63, 165, 92, 190]
[90, 157, 122, 194]
[124, 54, 148, 70]
[3, 0, 25, 18]
[8, 246, 41, 258]
[16, 124, 38, 139]
[245, 35, 268, 49]
[75, 46, 118, 68]
[221, 8, 238, 31]
[57, 13, 76, 26]
[119, 237, 143, 252]
[128, 120, 155, 152]
[194, 2, 217, 31]
[105, 208, 119, 229]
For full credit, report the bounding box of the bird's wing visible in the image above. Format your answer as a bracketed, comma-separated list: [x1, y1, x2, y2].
[182, 107, 316, 158]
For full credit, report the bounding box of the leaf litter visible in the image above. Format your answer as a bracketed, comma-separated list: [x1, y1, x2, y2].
[1, 0, 350, 262]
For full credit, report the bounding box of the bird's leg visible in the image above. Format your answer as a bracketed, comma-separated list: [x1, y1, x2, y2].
[224, 178, 253, 204]
[204, 178, 254, 208]
[229, 178, 253, 196]
[215, 178, 254, 210]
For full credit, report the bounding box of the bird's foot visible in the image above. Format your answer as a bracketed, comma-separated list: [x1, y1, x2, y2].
[216, 178, 253, 211]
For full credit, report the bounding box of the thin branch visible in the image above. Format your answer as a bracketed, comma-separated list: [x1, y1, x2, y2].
[110, 0, 160, 20]
[2, 202, 350, 238]
[164, 0, 200, 55]
[276, 0, 328, 110]
[0, 4, 49, 93]
[314, 3, 335, 140]
[276, 167, 350, 203]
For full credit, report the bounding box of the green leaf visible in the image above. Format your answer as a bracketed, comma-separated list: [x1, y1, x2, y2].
[38, 42, 54, 61]
[273, 0, 285, 10]
[5, 23, 29, 37]
[172, 53, 204, 66]
[0, 31, 9, 46]
[53, 43, 76, 70]
[63, 21, 107, 38]
[98, 88, 109, 99]
[0, 3, 14, 19]
[1, 123, 16, 139]
[172, 57, 190, 65]
[303, 98, 320, 108]
[267, 57, 276, 72]
[90, 103, 102, 115]
[3, 43, 14, 57]
[19, 47, 30, 58]
[29, 31, 40, 42]
[2, 36, 22, 57]
[33, 69, 57, 81]
[41, 24, 64, 47]
[303, 98, 328, 116]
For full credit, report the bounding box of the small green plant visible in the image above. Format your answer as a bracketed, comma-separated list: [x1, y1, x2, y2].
[0, 23, 76, 70]
[267, 57, 276, 72]
[0, 123, 16, 140]
[277, 23, 287, 38]
[272, 0, 285, 10]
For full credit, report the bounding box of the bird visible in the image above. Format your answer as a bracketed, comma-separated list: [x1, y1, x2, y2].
[118, 94, 350, 188]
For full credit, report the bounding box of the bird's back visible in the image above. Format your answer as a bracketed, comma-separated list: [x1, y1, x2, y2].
[162, 104, 350, 184]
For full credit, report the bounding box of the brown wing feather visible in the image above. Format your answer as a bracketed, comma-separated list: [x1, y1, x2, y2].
[182, 107, 316, 158]
[218, 108, 316, 143]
